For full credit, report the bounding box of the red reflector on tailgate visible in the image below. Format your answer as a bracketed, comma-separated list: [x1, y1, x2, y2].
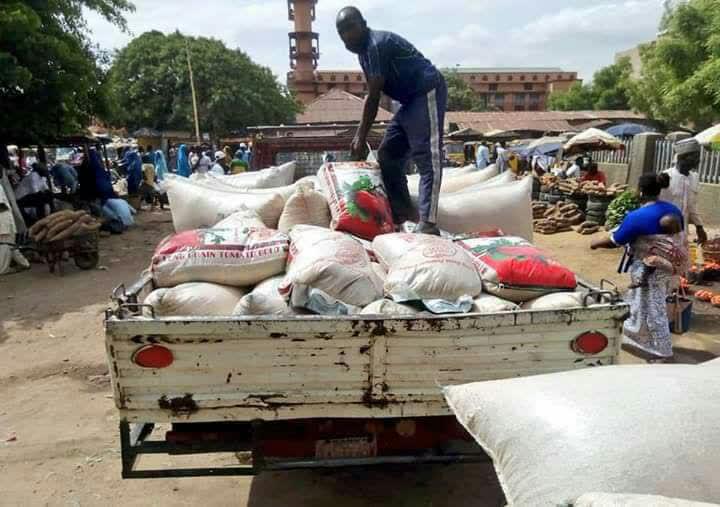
[571, 332, 609, 355]
[132, 345, 174, 368]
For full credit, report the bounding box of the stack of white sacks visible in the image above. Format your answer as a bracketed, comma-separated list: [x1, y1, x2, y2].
[145, 161, 582, 317]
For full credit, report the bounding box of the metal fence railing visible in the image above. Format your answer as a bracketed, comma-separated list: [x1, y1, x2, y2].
[593, 138, 633, 165]
[653, 139, 720, 184]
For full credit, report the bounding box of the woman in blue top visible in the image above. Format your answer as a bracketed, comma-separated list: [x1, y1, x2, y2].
[591, 173, 687, 361]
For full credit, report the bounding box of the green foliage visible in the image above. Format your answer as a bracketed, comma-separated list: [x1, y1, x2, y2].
[0, 0, 134, 144]
[443, 71, 489, 112]
[605, 190, 641, 229]
[548, 83, 595, 111]
[549, 58, 633, 111]
[105, 32, 299, 136]
[628, 0, 720, 128]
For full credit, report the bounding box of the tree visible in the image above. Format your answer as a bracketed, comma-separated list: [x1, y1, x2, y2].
[592, 57, 633, 110]
[0, 0, 134, 148]
[105, 32, 299, 137]
[443, 71, 489, 112]
[548, 58, 633, 111]
[548, 83, 595, 111]
[628, 0, 720, 128]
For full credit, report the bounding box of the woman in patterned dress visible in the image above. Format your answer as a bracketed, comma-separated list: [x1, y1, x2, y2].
[591, 174, 688, 362]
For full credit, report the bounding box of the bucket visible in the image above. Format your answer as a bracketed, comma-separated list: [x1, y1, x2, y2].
[667, 296, 693, 335]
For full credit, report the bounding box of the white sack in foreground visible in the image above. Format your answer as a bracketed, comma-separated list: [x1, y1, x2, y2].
[163, 175, 285, 231]
[574, 493, 719, 507]
[444, 365, 720, 507]
[436, 176, 533, 240]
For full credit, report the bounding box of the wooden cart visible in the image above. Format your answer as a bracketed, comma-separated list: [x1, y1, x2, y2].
[38, 231, 100, 274]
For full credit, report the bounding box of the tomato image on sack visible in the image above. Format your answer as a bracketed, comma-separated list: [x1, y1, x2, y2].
[318, 162, 395, 240]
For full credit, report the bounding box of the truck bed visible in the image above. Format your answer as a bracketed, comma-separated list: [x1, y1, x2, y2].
[106, 275, 628, 424]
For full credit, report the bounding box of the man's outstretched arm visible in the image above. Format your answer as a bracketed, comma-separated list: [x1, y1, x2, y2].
[351, 76, 385, 160]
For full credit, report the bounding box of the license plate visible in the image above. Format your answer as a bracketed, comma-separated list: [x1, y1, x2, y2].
[315, 436, 377, 459]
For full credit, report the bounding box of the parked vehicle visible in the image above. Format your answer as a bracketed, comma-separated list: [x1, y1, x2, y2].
[106, 274, 627, 478]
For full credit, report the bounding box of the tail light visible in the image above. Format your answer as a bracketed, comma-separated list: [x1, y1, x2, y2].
[571, 332, 608, 355]
[132, 345, 174, 368]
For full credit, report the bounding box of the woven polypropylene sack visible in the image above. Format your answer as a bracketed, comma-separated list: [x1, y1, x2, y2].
[444, 365, 720, 507]
[360, 299, 419, 316]
[373, 233, 482, 302]
[575, 493, 719, 507]
[472, 294, 519, 313]
[451, 171, 515, 194]
[459, 236, 577, 303]
[317, 161, 394, 240]
[436, 177, 533, 240]
[281, 225, 383, 307]
[151, 228, 289, 288]
[234, 276, 292, 316]
[217, 162, 296, 189]
[278, 186, 331, 233]
[408, 164, 494, 196]
[145, 282, 246, 317]
[192, 174, 299, 202]
[163, 175, 285, 231]
[213, 207, 266, 229]
[522, 291, 586, 310]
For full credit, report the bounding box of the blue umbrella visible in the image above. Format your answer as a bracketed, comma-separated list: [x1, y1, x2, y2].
[529, 142, 563, 156]
[606, 123, 655, 137]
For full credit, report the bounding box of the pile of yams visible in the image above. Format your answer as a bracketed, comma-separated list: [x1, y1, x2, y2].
[694, 289, 720, 307]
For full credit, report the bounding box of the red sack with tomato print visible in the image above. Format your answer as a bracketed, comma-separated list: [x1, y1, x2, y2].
[459, 236, 577, 303]
[318, 161, 394, 240]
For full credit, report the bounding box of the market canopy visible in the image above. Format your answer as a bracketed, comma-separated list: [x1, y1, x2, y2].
[563, 128, 624, 156]
[606, 123, 655, 137]
[696, 124, 720, 150]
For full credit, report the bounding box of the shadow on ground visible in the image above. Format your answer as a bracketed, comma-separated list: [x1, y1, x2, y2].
[246, 463, 506, 507]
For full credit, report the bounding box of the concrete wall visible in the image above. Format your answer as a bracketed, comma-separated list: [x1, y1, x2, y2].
[698, 183, 720, 226]
[598, 162, 629, 186]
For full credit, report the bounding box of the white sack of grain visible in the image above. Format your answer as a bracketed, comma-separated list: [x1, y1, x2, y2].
[151, 227, 289, 288]
[436, 176, 533, 240]
[277, 186, 331, 233]
[373, 233, 482, 302]
[452, 170, 515, 194]
[217, 161, 296, 188]
[280, 225, 383, 308]
[145, 282, 245, 316]
[522, 291, 586, 310]
[213, 207, 266, 229]
[233, 276, 292, 316]
[444, 365, 720, 506]
[360, 299, 419, 316]
[472, 294, 519, 313]
[163, 175, 285, 231]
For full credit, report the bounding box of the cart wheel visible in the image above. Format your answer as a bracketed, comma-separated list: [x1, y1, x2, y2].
[74, 251, 99, 270]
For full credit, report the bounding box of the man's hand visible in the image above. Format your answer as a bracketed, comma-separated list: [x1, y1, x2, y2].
[350, 135, 368, 161]
[696, 225, 708, 245]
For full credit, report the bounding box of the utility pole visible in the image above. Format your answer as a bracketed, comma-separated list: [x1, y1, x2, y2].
[185, 38, 201, 144]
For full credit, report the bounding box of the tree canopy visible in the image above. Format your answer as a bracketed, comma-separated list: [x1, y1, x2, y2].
[0, 0, 134, 145]
[443, 71, 489, 112]
[548, 58, 633, 111]
[628, 0, 720, 128]
[105, 32, 299, 137]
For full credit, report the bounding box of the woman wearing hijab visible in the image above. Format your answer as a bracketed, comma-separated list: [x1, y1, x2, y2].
[176, 144, 191, 178]
[154, 150, 168, 181]
[120, 148, 143, 195]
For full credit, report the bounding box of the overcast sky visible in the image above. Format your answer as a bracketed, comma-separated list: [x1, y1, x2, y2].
[85, 0, 665, 83]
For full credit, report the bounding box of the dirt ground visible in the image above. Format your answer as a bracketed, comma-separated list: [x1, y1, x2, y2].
[1, 211, 718, 506]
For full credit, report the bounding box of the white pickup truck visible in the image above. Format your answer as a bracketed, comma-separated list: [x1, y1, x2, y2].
[106, 273, 628, 478]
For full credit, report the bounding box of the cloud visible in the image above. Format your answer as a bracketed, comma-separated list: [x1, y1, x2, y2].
[85, 0, 665, 83]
